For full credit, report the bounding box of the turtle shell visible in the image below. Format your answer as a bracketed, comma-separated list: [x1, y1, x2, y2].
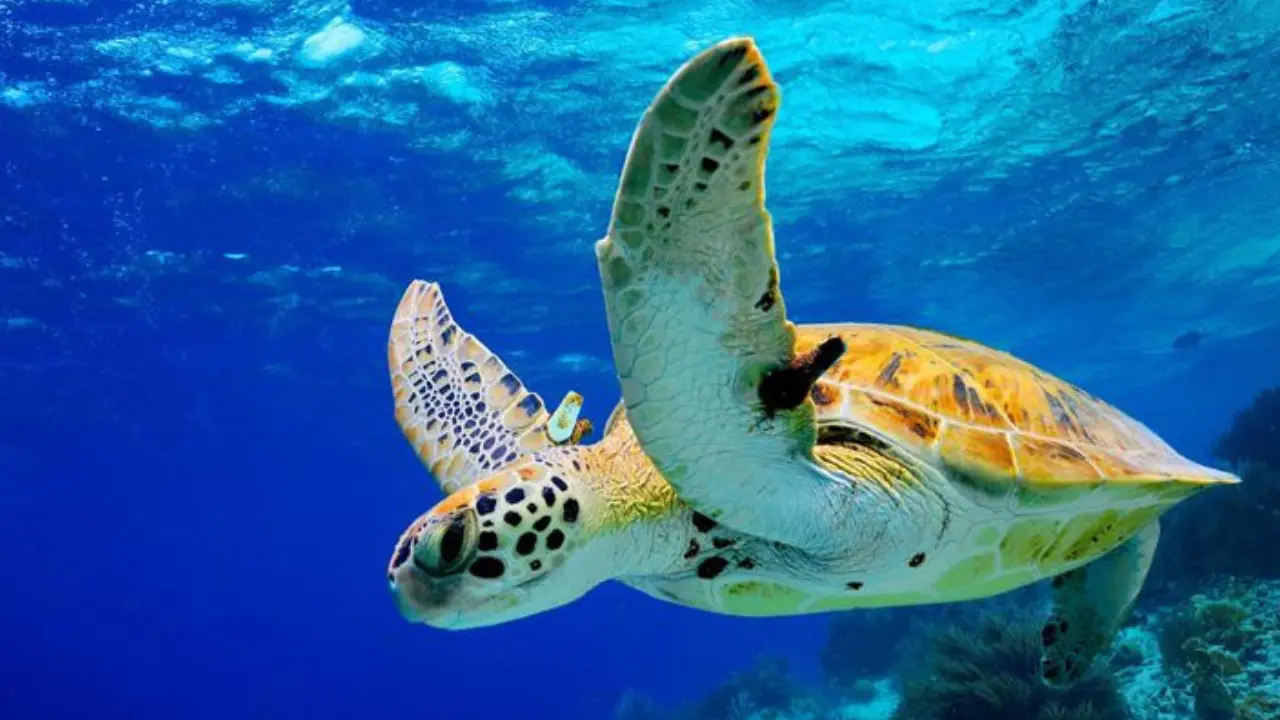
[798, 324, 1237, 506]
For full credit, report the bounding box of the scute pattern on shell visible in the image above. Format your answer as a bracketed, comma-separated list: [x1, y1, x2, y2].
[799, 324, 1232, 496]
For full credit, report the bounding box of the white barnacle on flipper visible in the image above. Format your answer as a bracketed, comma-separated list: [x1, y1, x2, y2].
[296, 17, 374, 69]
[546, 391, 585, 445]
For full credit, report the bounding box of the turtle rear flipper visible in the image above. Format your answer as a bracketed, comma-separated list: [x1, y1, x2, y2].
[388, 281, 586, 494]
[594, 38, 841, 549]
[1040, 519, 1160, 687]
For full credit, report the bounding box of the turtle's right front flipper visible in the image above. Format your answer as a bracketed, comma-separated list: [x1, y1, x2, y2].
[594, 38, 842, 550]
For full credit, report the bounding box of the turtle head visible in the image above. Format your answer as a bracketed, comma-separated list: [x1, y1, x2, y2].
[386, 457, 613, 629]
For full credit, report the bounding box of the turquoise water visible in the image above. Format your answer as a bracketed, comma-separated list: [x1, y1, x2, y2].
[2, 1, 1279, 718]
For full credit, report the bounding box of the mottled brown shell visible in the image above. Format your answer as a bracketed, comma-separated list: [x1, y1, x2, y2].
[798, 324, 1236, 503]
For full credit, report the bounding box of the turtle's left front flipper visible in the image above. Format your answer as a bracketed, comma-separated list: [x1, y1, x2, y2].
[1040, 520, 1161, 687]
[594, 37, 842, 549]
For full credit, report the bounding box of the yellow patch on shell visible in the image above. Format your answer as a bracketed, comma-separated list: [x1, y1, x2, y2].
[1013, 435, 1103, 488]
[973, 525, 1002, 548]
[836, 387, 942, 449]
[998, 517, 1063, 569]
[1037, 504, 1169, 570]
[933, 553, 998, 596]
[808, 589, 935, 612]
[937, 423, 1016, 497]
[720, 581, 808, 616]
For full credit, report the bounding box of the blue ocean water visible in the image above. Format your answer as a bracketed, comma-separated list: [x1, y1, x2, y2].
[2, 0, 1279, 718]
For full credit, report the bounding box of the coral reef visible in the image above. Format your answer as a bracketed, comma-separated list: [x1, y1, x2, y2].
[687, 654, 818, 720]
[1155, 384, 1280, 584]
[612, 651, 900, 720]
[614, 581, 1280, 720]
[1154, 579, 1280, 720]
[820, 607, 920, 689]
[891, 608, 1130, 720]
[1212, 386, 1280, 469]
[613, 690, 668, 720]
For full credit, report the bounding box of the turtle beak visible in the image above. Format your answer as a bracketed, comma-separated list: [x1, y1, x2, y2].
[389, 561, 465, 629]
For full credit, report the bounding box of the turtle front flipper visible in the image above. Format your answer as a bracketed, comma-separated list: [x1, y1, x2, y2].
[1040, 520, 1160, 687]
[388, 281, 585, 494]
[594, 38, 840, 549]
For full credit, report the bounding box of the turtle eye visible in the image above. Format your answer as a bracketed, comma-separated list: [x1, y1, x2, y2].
[413, 510, 477, 577]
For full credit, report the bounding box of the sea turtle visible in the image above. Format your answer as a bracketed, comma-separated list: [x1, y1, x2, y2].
[385, 37, 1239, 687]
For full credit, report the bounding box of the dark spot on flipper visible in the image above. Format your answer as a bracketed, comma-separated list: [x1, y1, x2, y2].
[711, 537, 735, 550]
[657, 205, 671, 218]
[526, 503, 538, 513]
[516, 533, 537, 556]
[709, 128, 735, 151]
[504, 511, 522, 527]
[754, 267, 779, 312]
[737, 558, 755, 569]
[1042, 659, 1062, 682]
[700, 157, 719, 174]
[1042, 623, 1059, 647]
[551, 476, 568, 492]
[754, 289, 775, 312]
[846, 581, 863, 590]
[517, 392, 542, 415]
[562, 499, 580, 523]
[691, 512, 717, 533]
[717, 45, 747, 68]
[683, 539, 700, 559]
[497, 373, 520, 395]
[504, 488, 525, 504]
[476, 495, 497, 516]
[909, 552, 926, 567]
[751, 107, 774, 125]
[546, 529, 565, 551]
[541, 487, 556, 507]
[736, 65, 760, 86]
[533, 516, 551, 532]
[468, 557, 505, 579]
[478, 531, 498, 552]
[696, 556, 729, 579]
